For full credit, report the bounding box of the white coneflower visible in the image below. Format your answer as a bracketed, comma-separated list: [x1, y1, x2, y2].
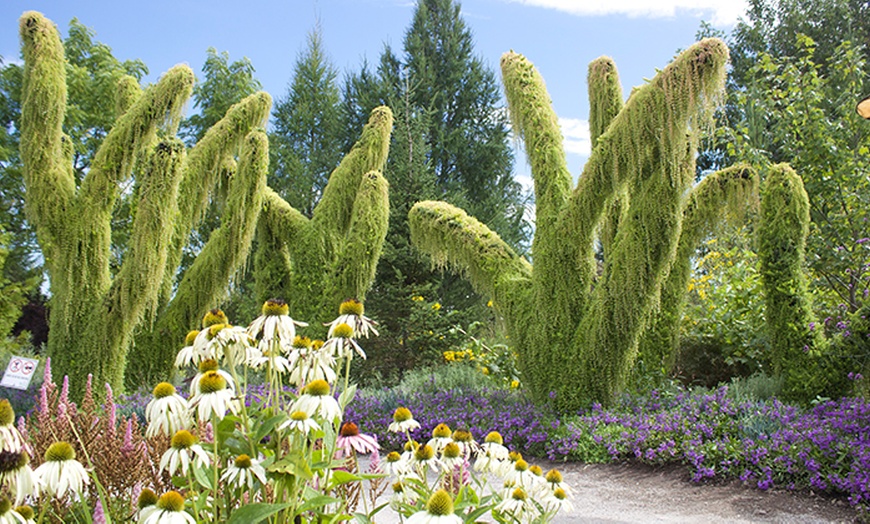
[290, 380, 341, 423]
[287, 338, 337, 387]
[382, 451, 412, 478]
[450, 429, 479, 458]
[335, 422, 379, 458]
[411, 444, 446, 474]
[0, 401, 25, 454]
[135, 487, 159, 523]
[33, 442, 89, 498]
[12, 505, 33, 524]
[189, 371, 238, 422]
[188, 359, 235, 397]
[145, 383, 191, 438]
[427, 423, 453, 453]
[159, 430, 210, 477]
[246, 348, 292, 374]
[543, 487, 574, 515]
[247, 299, 307, 353]
[324, 299, 378, 339]
[140, 491, 195, 524]
[494, 487, 536, 522]
[321, 323, 366, 360]
[388, 407, 420, 433]
[388, 481, 416, 511]
[439, 442, 465, 471]
[173, 330, 201, 369]
[506, 459, 543, 491]
[278, 410, 321, 435]
[405, 489, 461, 524]
[0, 497, 25, 524]
[221, 454, 267, 491]
[475, 431, 509, 473]
[544, 468, 573, 497]
[211, 324, 258, 368]
[0, 450, 37, 504]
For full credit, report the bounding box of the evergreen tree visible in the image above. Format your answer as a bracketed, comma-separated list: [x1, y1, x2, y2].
[271, 26, 343, 217]
[404, 0, 528, 249]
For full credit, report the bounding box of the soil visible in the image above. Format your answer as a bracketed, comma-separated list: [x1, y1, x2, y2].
[371, 459, 860, 523]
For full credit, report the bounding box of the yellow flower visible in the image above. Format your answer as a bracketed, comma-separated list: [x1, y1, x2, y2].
[431, 302, 441, 311]
[510, 380, 520, 389]
[487, 300, 493, 307]
[411, 295, 424, 302]
[443, 351, 455, 362]
[481, 367, 490, 375]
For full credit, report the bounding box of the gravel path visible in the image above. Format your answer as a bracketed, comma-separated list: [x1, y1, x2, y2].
[367, 459, 858, 523]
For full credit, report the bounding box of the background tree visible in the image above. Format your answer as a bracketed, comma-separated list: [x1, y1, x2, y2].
[404, 0, 527, 248]
[270, 26, 343, 218]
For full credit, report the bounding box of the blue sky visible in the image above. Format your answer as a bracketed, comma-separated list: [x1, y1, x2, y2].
[2, 0, 746, 187]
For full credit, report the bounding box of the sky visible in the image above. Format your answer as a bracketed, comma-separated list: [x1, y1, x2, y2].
[1, 0, 747, 188]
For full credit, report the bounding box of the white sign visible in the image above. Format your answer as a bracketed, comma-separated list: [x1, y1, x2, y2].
[0, 356, 39, 390]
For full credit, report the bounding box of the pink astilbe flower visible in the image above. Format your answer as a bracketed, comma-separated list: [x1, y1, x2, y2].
[93, 497, 106, 524]
[122, 419, 136, 454]
[105, 384, 117, 438]
[59, 376, 69, 412]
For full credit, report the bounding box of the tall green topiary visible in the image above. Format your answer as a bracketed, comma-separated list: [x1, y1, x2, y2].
[638, 164, 759, 374]
[20, 12, 271, 394]
[254, 106, 393, 326]
[757, 163, 825, 401]
[409, 39, 761, 411]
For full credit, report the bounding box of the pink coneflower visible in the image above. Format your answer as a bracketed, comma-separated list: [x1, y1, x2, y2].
[335, 422, 379, 458]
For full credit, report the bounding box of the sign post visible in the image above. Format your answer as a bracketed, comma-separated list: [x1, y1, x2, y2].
[0, 356, 39, 390]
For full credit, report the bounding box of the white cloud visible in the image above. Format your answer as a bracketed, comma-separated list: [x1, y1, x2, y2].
[559, 117, 592, 157]
[505, 0, 747, 26]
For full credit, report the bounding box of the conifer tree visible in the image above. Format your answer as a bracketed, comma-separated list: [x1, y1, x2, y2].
[404, 0, 528, 249]
[409, 40, 754, 411]
[20, 12, 271, 393]
[271, 27, 343, 217]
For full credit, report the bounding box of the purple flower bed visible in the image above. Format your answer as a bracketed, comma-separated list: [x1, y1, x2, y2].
[344, 386, 554, 455]
[548, 387, 870, 509]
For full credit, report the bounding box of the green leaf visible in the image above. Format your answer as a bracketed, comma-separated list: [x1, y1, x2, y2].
[338, 384, 357, 409]
[226, 502, 293, 524]
[255, 414, 287, 442]
[192, 464, 213, 490]
[268, 452, 313, 480]
[328, 469, 362, 488]
[296, 494, 341, 513]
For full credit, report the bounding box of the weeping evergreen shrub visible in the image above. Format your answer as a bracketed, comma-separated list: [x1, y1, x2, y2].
[409, 40, 765, 411]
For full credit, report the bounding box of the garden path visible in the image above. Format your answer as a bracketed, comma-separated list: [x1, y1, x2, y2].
[367, 459, 858, 523]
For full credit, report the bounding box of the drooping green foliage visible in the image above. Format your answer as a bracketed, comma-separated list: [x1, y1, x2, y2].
[254, 106, 392, 327]
[410, 39, 743, 411]
[639, 164, 759, 374]
[757, 163, 826, 401]
[19, 12, 271, 394]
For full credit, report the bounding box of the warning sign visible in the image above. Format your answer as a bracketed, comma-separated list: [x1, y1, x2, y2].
[0, 356, 39, 390]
